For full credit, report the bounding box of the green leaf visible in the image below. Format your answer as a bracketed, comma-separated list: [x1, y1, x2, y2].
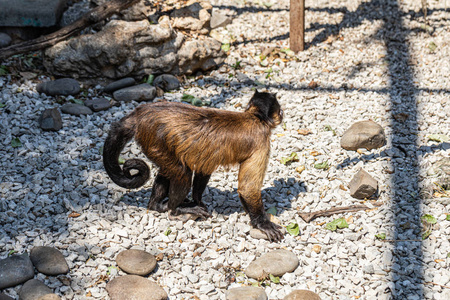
[281, 122, 287, 130]
[325, 218, 348, 231]
[251, 281, 260, 287]
[280, 48, 295, 57]
[314, 160, 329, 170]
[145, 74, 155, 85]
[99, 146, 103, 155]
[280, 152, 299, 165]
[286, 222, 300, 236]
[11, 138, 22, 148]
[182, 93, 196, 102]
[422, 230, 432, 240]
[428, 134, 449, 143]
[324, 125, 336, 136]
[0, 103, 5, 108]
[70, 99, 84, 105]
[232, 60, 241, 70]
[266, 207, 277, 216]
[164, 227, 172, 236]
[447, 253, 450, 258]
[446, 214, 450, 221]
[375, 233, 386, 240]
[269, 274, 280, 283]
[428, 42, 437, 52]
[221, 43, 230, 52]
[192, 98, 204, 107]
[8, 250, 17, 256]
[264, 67, 273, 74]
[421, 214, 437, 224]
[118, 157, 125, 164]
[0, 65, 9, 76]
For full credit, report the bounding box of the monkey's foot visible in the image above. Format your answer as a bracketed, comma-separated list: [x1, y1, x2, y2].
[148, 200, 168, 213]
[169, 205, 211, 222]
[254, 220, 284, 242]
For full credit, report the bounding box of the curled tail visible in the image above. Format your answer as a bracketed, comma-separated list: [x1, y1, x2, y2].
[103, 116, 150, 189]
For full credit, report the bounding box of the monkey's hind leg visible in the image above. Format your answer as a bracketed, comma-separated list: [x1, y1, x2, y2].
[147, 173, 170, 213]
[168, 171, 211, 222]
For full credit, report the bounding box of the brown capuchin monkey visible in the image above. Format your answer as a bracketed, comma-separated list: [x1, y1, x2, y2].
[103, 91, 284, 242]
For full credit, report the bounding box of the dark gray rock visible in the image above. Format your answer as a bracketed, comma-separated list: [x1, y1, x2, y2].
[341, 120, 386, 151]
[18, 279, 53, 300]
[38, 108, 62, 131]
[283, 290, 322, 300]
[210, 10, 232, 29]
[60, 103, 93, 116]
[0, 32, 12, 48]
[153, 74, 180, 91]
[245, 249, 299, 279]
[106, 275, 168, 300]
[84, 98, 112, 112]
[36, 78, 80, 96]
[349, 168, 378, 199]
[0, 293, 14, 300]
[104, 78, 136, 94]
[0, 0, 66, 27]
[225, 287, 267, 300]
[60, 1, 91, 27]
[113, 84, 156, 102]
[0, 254, 34, 289]
[30, 246, 69, 275]
[43, 17, 225, 81]
[116, 249, 157, 276]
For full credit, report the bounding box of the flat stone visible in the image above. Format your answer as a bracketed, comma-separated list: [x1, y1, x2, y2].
[0, 293, 14, 300]
[0, 33, 12, 48]
[37, 294, 61, 300]
[210, 10, 232, 29]
[225, 287, 267, 300]
[113, 84, 156, 102]
[250, 228, 270, 240]
[37, 78, 80, 96]
[153, 74, 180, 91]
[0, 0, 67, 27]
[38, 108, 62, 131]
[284, 290, 322, 300]
[349, 168, 378, 199]
[30, 246, 69, 275]
[0, 254, 34, 289]
[104, 78, 136, 94]
[61, 103, 93, 116]
[116, 249, 157, 276]
[341, 120, 386, 151]
[84, 98, 111, 112]
[18, 279, 52, 300]
[106, 275, 168, 300]
[245, 249, 299, 279]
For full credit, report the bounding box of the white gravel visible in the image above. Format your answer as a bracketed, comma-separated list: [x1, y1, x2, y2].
[1, 0, 449, 299]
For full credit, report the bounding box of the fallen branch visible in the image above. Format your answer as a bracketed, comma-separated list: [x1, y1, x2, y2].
[0, 0, 139, 60]
[299, 203, 382, 223]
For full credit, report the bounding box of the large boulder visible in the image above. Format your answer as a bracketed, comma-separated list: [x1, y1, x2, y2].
[43, 1, 225, 82]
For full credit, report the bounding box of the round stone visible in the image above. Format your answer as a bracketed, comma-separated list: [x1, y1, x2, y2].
[116, 249, 157, 276]
[113, 84, 156, 102]
[283, 290, 321, 300]
[225, 287, 267, 300]
[30, 246, 69, 276]
[153, 74, 181, 91]
[104, 77, 136, 94]
[18, 279, 53, 300]
[60, 103, 93, 116]
[245, 249, 299, 279]
[0, 254, 34, 289]
[106, 275, 168, 300]
[36, 78, 80, 96]
[340, 120, 386, 151]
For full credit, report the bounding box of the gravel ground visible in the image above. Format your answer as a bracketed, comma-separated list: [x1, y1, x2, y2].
[1, 0, 449, 299]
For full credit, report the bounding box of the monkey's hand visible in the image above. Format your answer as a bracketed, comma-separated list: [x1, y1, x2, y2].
[253, 215, 284, 242]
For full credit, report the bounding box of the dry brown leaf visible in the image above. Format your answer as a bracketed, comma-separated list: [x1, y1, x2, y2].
[276, 133, 285, 137]
[346, 215, 354, 224]
[156, 253, 164, 261]
[308, 80, 318, 89]
[312, 245, 322, 254]
[310, 150, 320, 156]
[68, 212, 81, 218]
[298, 128, 312, 135]
[296, 165, 305, 174]
[339, 184, 348, 191]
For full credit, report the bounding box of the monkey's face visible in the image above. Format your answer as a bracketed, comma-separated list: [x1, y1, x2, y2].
[247, 91, 283, 128]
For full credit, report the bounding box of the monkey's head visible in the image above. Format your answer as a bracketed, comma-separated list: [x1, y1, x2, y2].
[246, 91, 283, 128]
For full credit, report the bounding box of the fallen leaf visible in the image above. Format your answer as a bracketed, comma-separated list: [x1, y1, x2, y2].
[193, 252, 200, 258]
[234, 103, 243, 108]
[435, 259, 444, 263]
[428, 134, 449, 143]
[339, 184, 347, 191]
[298, 128, 312, 135]
[312, 245, 322, 253]
[68, 212, 81, 218]
[276, 133, 285, 137]
[346, 215, 354, 224]
[296, 165, 305, 174]
[308, 80, 318, 89]
[286, 222, 300, 236]
[393, 113, 409, 122]
[310, 150, 320, 156]
[156, 253, 164, 261]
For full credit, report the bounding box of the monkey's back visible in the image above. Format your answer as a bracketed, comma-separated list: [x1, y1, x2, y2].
[133, 102, 270, 177]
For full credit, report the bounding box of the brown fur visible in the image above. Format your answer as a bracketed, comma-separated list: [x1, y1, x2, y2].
[103, 91, 284, 241]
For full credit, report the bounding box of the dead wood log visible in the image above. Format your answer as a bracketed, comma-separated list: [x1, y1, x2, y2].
[0, 0, 140, 60]
[299, 203, 382, 223]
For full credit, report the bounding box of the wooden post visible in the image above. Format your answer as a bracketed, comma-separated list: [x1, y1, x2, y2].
[290, 0, 305, 52]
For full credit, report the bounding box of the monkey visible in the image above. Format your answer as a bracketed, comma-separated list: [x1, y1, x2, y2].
[103, 91, 284, 242]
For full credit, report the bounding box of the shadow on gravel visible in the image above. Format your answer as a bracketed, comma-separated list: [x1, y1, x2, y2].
[121, 177, 304, 217]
